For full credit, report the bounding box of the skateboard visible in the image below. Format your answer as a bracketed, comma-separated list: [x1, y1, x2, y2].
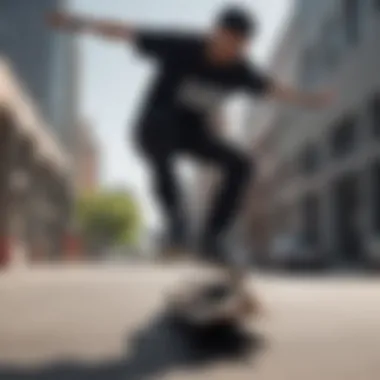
[166, 277, 259, 330]
[164, 244, 260, 329]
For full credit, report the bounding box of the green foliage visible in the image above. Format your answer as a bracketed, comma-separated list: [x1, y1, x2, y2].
[76, 190, 141, 249]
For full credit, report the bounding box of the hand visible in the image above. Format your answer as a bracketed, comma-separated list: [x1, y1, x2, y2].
[270, 83, 337, 108]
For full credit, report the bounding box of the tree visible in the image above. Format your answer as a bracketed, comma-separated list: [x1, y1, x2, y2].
[76, 190, 142, 252]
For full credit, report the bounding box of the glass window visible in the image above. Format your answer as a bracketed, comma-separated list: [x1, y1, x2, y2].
[330, 115, 358, 157]
[370, 94, 380, 138]
[343, 0, 360, 45]
[318, 33, 328, 80]
[299, 144, 320, 175]
[322, 15, 343, 73]
[301, 194, 320, 246]
[370, 162, 380, 234]
[313, 39, 326, 86]
[301, 46, 317, 89]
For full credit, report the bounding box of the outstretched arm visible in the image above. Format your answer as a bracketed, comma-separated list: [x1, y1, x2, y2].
[46, 12, 136, 41]
[244, 65, 335, 109]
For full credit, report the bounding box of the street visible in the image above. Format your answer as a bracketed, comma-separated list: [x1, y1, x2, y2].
[0, 265, 380, 380]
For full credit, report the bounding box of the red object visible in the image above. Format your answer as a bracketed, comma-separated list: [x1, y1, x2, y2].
[63, 234, 83, 260]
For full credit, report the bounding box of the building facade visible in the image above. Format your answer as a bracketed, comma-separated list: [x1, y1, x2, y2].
[0, 60, 71, 266]
[0, 0, 79, 151]
[269, 0, 380, 265]
[0, 0, 79, 266]
[74, 120, 100, 194]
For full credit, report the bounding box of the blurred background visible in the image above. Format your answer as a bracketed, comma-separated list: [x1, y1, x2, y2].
[0, 1, 380, 379]
[1, 0, 380, 270]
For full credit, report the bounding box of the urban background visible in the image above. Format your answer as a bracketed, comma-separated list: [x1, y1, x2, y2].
[1, 0, 380, 271]
[243, 0, 380, 269]
[194, 0, 380, 271]
[0, 0, 104, 267]
[1, 1, 380, 379]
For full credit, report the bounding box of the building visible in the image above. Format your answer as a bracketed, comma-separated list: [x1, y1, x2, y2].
[0, 0, 79, 266]
[0, 0, 78, 146]
[0, 59, 71, 266]
[261, 0, 380, 266]
[74, 120, 100, 194]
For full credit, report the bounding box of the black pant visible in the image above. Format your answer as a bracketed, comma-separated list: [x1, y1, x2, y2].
[136, 108, 253, 245]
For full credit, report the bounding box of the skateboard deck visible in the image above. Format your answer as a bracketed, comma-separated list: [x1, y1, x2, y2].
[167, 279, 255, 327]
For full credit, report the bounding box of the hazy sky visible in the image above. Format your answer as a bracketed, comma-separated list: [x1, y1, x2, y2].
[69, 0, 294, 227]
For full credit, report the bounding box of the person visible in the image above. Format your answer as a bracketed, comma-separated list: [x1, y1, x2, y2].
[47, 6, 333, 293]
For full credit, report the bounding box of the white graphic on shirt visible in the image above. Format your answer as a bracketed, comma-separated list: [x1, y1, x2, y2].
[177, 79, 226, 113]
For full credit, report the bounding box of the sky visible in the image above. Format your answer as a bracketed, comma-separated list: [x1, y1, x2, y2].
[69, 0, 294, 228]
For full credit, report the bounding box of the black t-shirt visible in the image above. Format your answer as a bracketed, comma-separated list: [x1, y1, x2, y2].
[134, 31, 272, 122]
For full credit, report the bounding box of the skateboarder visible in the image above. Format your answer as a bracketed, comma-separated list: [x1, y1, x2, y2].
[47, 6, 333, 297]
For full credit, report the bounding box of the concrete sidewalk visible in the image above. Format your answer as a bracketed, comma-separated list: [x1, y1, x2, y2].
[0, 265, 379, 379]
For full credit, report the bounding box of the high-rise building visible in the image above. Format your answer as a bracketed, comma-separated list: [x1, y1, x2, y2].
[0, 1, 79, 266]
[0, 0, 78, 149]
[247, 0, 380, 267]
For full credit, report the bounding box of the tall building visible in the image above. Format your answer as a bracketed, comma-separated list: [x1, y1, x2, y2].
[0, 58, 71, 266]
[0, 0, 79, 266]
[253, 0, 380, 266]
[0, 0, 78, 150]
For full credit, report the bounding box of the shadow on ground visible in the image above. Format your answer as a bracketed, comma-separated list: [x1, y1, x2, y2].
[0, 310, 265, 380]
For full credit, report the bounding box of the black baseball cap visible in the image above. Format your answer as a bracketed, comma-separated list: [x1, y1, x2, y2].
[216, 6, 257, 37]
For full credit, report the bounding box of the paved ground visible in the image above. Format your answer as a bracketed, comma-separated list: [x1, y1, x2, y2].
[0, 264, 380, 380]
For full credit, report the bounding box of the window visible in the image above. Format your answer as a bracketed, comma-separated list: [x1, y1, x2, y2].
[343, 0, 360, 45]
[299, 144, 320, 175]
[330, 115, 358, 157]
[322, 15, 343, 73]
[314, 40, 326, 85]
[370, 94, 380, 138]
[301, 195, 320, 246]
[370, 162, 380, 234]
[300, 46, 317, 89]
